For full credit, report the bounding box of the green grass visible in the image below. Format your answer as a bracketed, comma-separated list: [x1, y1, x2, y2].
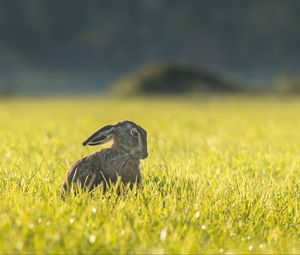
[0, 96, 299, 253]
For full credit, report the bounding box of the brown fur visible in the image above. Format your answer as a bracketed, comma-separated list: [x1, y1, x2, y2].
[62, 121, 147, 194]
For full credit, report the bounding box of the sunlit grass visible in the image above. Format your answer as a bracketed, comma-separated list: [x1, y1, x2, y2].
[0, 96, 299, 253]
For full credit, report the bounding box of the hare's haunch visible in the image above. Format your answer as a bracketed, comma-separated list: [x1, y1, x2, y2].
[62, 120, 148, 193]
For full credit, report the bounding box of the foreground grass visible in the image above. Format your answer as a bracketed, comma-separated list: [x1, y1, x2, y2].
[0, 96, 299, 253]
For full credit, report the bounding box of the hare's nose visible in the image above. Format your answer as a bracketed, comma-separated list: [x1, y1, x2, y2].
[142, 152, 148, 159]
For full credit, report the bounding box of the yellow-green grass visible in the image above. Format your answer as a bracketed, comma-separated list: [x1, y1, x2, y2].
[0, 96, 299, 253]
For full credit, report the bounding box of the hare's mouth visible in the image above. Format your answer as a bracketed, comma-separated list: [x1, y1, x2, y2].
[141, 152, 148, 159]
[131, 150, 148, 160]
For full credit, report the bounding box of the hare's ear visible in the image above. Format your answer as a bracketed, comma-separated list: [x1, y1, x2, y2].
[82, 125, 115, 146]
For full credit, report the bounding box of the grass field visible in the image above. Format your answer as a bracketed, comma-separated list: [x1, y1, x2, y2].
[0, 96, 299, 253]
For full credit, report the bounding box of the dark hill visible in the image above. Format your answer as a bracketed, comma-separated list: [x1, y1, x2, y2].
[110, 63, 242, 95]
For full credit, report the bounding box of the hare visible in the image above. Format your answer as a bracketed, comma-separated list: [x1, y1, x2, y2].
[62, 120, 148, 193]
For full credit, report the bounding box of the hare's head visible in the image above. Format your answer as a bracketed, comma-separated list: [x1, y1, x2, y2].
[83, 120, 148, 159]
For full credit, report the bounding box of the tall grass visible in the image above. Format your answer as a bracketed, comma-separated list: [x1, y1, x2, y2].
[0, 96, 299, 253]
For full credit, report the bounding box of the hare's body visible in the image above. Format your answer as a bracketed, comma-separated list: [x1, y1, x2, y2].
[62, 121, 147, 193]
[63, 148, 141, 192]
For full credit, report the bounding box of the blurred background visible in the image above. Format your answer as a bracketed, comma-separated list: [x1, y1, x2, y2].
[0, 0, 299, 96]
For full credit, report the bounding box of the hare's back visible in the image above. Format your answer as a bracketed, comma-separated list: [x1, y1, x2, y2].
[63, 152, 103, 191]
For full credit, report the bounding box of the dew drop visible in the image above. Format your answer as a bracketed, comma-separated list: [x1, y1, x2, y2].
[160, 227, 167, 241]
[230, 232, 236, 237]
[89, 234, 96, 244]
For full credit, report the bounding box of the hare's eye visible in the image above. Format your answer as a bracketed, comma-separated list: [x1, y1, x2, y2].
[130, 129, 139, 138]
